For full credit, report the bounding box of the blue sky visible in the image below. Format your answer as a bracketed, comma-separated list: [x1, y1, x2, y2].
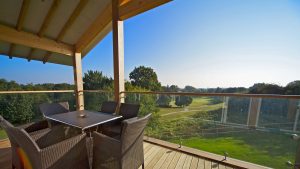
[1, 0, 300, 88]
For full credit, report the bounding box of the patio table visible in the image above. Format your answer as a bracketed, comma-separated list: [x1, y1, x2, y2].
[45, 110, 122, 131]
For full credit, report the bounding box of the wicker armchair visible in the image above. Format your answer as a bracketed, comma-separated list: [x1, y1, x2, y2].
[119, 103, 140, 120]
[100, 101, 118, 114]
[39, 102, 82, 138]
[101, 103, 140, 136]
[39, 102, 69, 117]
[92, 113, 151, 169]
[0, 115, 52, 169]
[1, 116, 89, 169]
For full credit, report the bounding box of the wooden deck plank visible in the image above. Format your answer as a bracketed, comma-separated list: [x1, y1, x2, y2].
[153, 149, 172, 169]
[197, 158, 205, 169]
[168, 152, 181, 169]
[0, 138, 267, 169]
[144, 144, 157, 159]
[190, 156, 199, 169]
[212, 161, 219, 169]
[147, 147, 166, 169]
[144, 143, 153, 153]
[218, 164, 226, 169]
[182, 155, 192, 169]
[144, 145, 161, 167]
[175, 153, 187, 169]
[204, 160, 211, 169]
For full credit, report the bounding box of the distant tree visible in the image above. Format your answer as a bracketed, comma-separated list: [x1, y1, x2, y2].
[125, 84, 160, 128]
[168, 85, 180, 92]
[129, 66, 161, 91]
[83, 70, 113, 111]
[175, 96, 193, 107]
[83, 70, 113, 90]
[249, 83, 284, 94]
[285, 80, 300, 95]
[183, 85, 197, 92]
[0, 94, 34, 124]
[156, 95, 171, 107]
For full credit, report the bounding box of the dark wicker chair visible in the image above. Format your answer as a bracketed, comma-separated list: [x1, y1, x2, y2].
[119, 103, 140, 120]
[100, 101, 118, 114]
[92, 113, 151, 169]
[39, 102, 69, 117]
[101, 103, 140, 136]
[0, 116, 89, 169]
[0, 115, 52, 169]
[39, 102, 69, 127]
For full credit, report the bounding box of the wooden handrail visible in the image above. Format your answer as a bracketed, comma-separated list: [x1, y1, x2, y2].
[120, 91, 300, 99]
[1, 90, 300, 99]
[82, 90, 113, 93]
[0, 90, 74, 94]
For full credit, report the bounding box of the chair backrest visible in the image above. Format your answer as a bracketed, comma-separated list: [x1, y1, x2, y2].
[39, 102, 69, 117]
[100, 101, 118, 114]
[120, 113, 151, 153]
[0, 115, 18, 146]
[0, 115, 41, 168]
[8, 127, 41, 169]
[119, 103, 140, 119]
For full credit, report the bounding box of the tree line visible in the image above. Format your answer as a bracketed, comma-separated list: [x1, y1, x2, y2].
[0, 65, 299, 124]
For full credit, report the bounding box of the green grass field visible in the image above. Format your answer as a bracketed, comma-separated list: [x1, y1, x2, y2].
[169, 131, 294, 169]
[153, 97, 296, 169]
[0, 129, 7, 140]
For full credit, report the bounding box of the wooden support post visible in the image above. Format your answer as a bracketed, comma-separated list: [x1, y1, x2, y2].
[112, 0, 125, 102]
[293, 109, 299, 132]
[73, 52, 84, 110]
[247, 98, 262, 128]
[221, 96, 229, 123]
[288, 99, 298, 121]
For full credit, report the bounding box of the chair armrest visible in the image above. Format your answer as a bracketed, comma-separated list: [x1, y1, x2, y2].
[29, 128, 51, 141]
[93, 131, 120, 145]
[92, 132, 121, 167]
[35, 125, 66, 149]
[18, 120, 49, 133]
[40, 133, 87, 169]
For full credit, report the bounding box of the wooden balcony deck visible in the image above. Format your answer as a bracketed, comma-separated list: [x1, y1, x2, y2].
[0, 138, 269, 169]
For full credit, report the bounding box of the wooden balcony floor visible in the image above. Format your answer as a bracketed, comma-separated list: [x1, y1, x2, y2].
[140, 142, 233, 169]
[0, 138, 266, 169]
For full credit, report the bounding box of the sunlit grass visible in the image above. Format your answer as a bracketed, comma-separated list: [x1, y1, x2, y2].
[0, 129, 7, 140]
[169, 131, 295, 169]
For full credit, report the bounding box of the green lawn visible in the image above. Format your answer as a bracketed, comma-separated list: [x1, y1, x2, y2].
[0, 129, 7, 140]
[152, 97, 296, 169]
[168, 131, 295, 169]
[158, 97, 223, 121]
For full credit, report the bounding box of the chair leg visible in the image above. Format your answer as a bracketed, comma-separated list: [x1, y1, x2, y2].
[142, 163, 145, 169]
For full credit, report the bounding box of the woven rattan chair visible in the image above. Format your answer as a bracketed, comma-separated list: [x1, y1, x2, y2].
[39, 102, 69, 127]
[100, 101, 118, 114]
[101, 103, 140, 136]
[1, 115, 89, 169]
[119, 103, 140, 120]
[0, 115, 52, 169]
[92, 113, 151, 169]
[39, 102, 69, 117]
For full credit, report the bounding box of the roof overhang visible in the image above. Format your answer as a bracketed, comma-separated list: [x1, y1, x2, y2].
[0, 0, 172, 66]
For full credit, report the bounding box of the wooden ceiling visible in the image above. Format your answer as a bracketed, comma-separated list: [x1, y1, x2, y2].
[0, 0, 171, 66]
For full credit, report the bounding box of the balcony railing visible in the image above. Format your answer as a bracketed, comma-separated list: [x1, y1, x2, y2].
[121, 91, 300, 169]
[0, 90, 300, 168]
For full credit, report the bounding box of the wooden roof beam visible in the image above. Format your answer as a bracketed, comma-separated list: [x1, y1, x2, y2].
[75, 2, 112, 53]
[28, 0, 61, 62]
[119, 0, 172, 20]
[43, 0, 88, 63]
[9, 0, 30, 59]
[0, 24, 74, 56]
[75, 0, 172, 54]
